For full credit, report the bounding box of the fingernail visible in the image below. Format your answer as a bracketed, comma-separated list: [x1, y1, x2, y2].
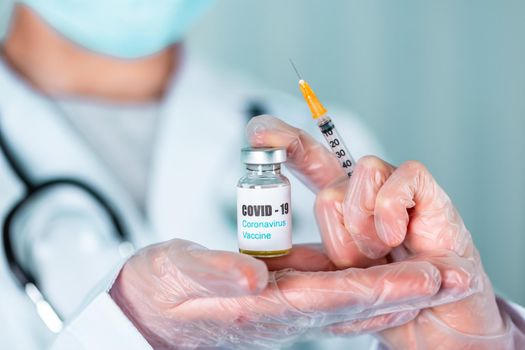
[440, 259, 481, 298]
[375, 215, 407, 247]
[373, 168, 385, 187]
[246, 116, 268, 135]
[238, 263, 268, 293]
[251, 123, 266, 136]
[361, 169, 385, 213]
[359, 243, 390, 259]
[246, 121, 268, 146]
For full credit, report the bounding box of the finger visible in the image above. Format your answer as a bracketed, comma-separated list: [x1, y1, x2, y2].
[153, 239, 269, 298]
[342, 156, 396, 259]
[277, 260, 441, 315]
[422, 252, 480, 298]
[374, 161, 473, 256]
[353, 252, 481, 319]
[325, 310, 418, 336]
[316, 179, 388, 268]
[246, 115, 346, 192]
[173, 261, 440, 326]
[173, 254, 478, 325]
[260, 243, 337, 272]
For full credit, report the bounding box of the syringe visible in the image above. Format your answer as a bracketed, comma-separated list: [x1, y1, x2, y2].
[290, 61, 356, 177]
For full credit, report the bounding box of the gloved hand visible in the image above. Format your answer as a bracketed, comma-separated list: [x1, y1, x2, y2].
[109, 238, 468, 349]
[246, 115, 525, 349]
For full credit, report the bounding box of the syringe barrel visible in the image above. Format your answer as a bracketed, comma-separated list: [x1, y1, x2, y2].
[317, 115, 356, 177]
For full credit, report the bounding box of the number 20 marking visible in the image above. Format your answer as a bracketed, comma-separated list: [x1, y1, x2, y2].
[329, 139, 340, 148]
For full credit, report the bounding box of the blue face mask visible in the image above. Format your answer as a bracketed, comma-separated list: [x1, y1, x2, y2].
[18, 0, 214, 59]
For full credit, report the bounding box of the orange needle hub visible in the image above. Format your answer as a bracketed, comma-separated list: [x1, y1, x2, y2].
[298, 79, 327, 119]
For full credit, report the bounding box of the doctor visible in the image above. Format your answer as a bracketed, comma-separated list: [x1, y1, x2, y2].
[0, 1, 436, 348]
[0, 1, 523, 349]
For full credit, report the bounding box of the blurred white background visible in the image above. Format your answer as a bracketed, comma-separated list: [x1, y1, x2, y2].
[188, 0, 525, 304]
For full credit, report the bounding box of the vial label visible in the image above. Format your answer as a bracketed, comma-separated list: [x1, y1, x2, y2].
[237, 186, 292, 252]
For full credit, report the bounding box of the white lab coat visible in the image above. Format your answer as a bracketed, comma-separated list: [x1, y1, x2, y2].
[0, 54, 523, 349]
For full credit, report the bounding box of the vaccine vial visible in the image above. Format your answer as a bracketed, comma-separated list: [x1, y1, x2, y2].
[237, 147, 292, 257]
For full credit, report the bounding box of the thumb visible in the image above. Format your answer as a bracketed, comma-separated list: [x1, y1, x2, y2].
[246, 115, 346, 192]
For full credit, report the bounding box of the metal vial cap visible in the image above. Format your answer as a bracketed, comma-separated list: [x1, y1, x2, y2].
[241, 147, 287, 165]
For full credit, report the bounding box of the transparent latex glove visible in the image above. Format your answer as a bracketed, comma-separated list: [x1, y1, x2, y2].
[247, 115, 525, 349]
[110, 238, 459, 349]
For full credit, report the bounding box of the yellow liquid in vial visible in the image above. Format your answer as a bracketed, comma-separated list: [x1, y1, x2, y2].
[239, 248, 291, 258]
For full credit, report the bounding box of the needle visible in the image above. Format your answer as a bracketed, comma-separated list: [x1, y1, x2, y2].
[289, 59, 303, 80]
[290, 61, 356, 177]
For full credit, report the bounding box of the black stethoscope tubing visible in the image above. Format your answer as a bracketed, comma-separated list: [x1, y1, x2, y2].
[0, 114, 129, 321]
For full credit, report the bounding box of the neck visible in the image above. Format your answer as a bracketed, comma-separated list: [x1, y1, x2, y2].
[1, 5, 181, 102]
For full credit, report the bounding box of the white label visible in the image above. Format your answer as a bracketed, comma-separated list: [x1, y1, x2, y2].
[237, 186, 292, 252]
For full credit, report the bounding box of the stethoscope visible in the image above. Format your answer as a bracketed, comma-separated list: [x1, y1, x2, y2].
[0, 114, 133, 333]
[0, 100, 266, 333]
